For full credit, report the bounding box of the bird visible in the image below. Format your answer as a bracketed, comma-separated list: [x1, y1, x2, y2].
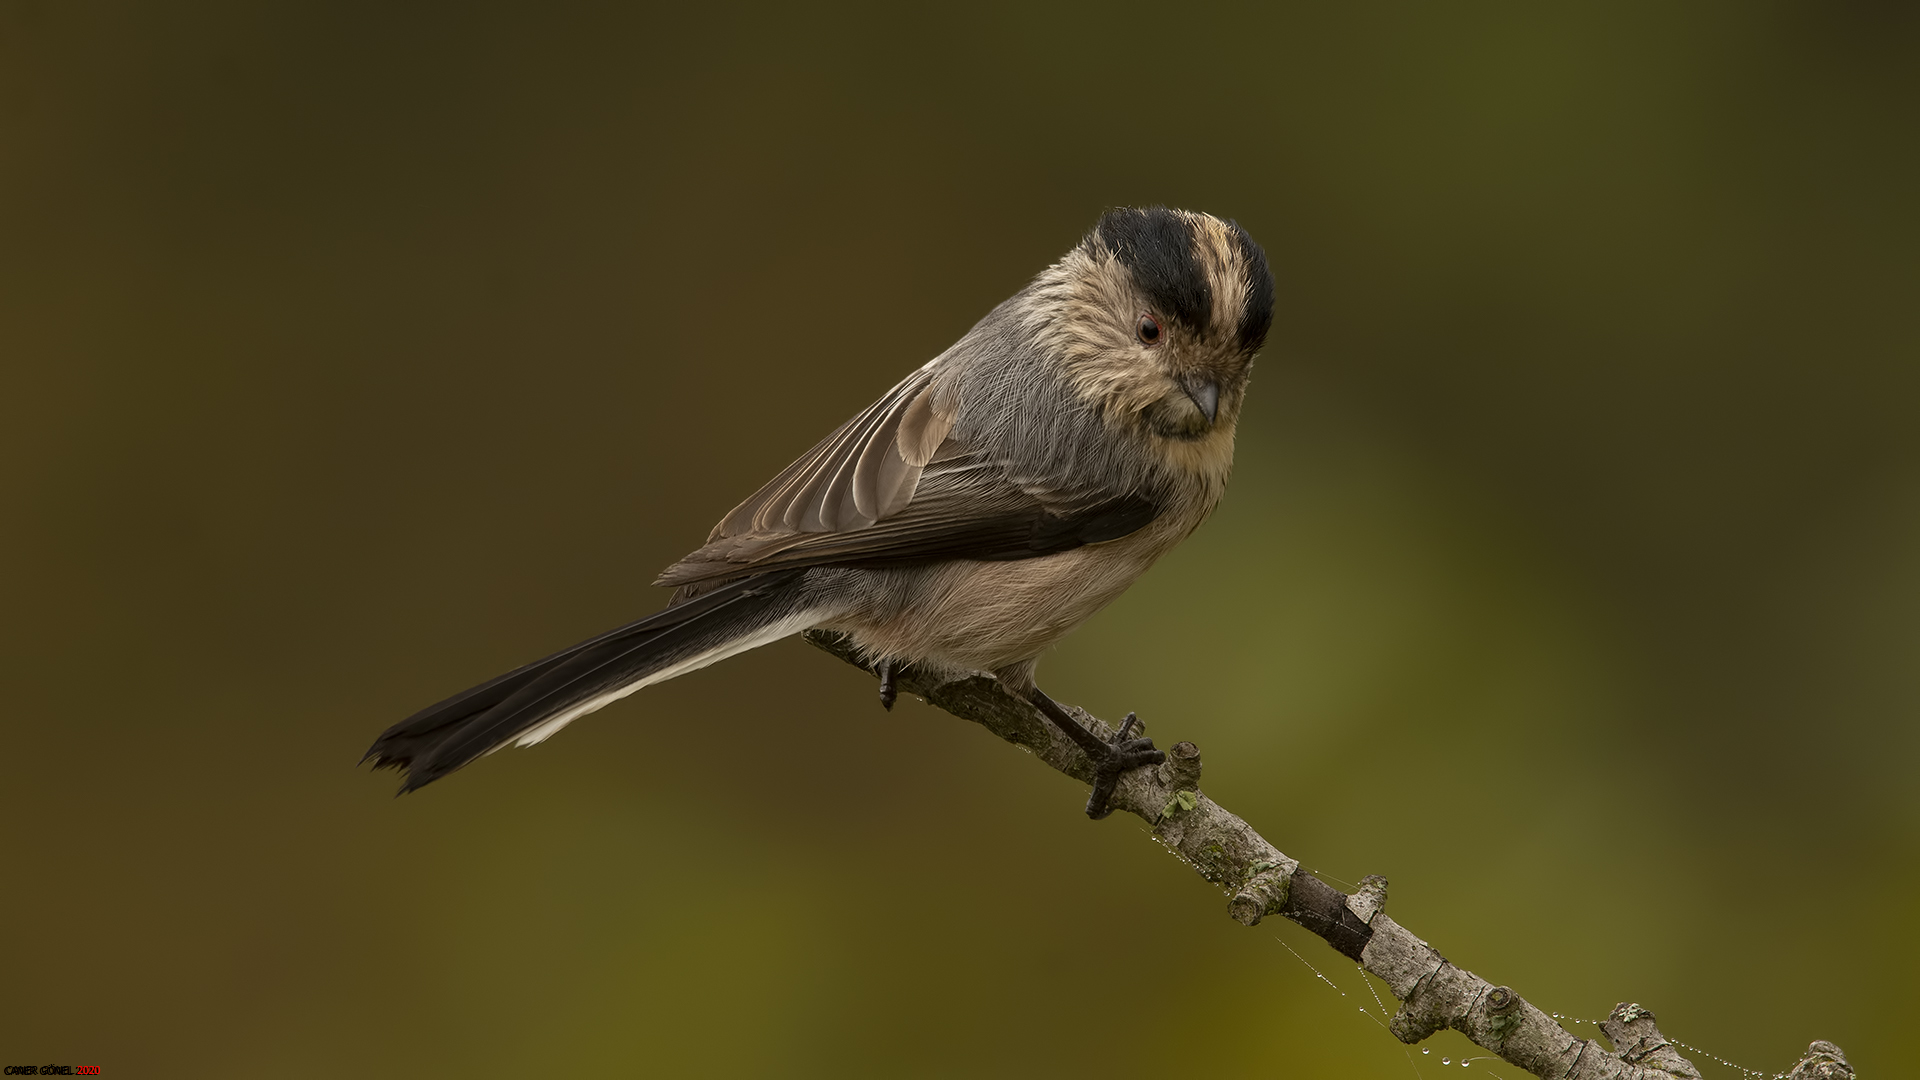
[365, 206, 1274, 819]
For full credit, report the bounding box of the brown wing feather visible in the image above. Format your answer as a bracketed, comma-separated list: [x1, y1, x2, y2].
[706, 365, 955, 542]
[660, 361, 1162, 590]
[658, 443, 1160, 588]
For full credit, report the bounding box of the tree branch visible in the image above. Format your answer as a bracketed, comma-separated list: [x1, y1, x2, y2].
[804, 631, 1857, 1080]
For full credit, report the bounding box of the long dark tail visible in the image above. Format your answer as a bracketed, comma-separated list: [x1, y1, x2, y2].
[365, 568, 813, 793]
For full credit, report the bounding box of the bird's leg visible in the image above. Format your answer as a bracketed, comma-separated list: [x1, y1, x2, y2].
[876, 659, 899, 712]
[1028, 689, 1165, 819]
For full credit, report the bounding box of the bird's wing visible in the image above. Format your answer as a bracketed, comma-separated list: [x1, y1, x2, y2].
[703, 362, 955, 540]
[657, 368, 1159, 587]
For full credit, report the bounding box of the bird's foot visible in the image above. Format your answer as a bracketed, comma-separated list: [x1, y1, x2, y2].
[1083, 711, 1164, 819]
[1029, 690, 1166, 819]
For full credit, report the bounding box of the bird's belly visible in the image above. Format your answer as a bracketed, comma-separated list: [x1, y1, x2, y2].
[820, 527, 1182, 679]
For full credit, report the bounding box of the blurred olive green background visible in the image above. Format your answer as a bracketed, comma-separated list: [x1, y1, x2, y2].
[5, 2, 1916, 1077]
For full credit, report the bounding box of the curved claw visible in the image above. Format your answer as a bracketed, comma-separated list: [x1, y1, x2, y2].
[1086, 751, 1164, 818]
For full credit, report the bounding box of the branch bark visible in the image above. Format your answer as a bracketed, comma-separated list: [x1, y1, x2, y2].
[804, 631, 1856, 1080]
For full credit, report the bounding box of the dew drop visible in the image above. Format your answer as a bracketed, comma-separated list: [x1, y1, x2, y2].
[1422, 1049, 1431, 1056]
[1441, 1058, 1451, 1066]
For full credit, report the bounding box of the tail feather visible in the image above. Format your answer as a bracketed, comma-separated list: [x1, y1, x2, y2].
[366, 568, 811, 792]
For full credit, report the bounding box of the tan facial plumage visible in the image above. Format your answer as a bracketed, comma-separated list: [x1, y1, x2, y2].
[1022, 208, 1265, 496]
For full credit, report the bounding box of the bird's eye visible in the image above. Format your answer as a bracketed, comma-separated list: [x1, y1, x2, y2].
[1137, 313, 1162, 345]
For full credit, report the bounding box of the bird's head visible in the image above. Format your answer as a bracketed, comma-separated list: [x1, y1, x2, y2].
[1026, 207, 1274, 447]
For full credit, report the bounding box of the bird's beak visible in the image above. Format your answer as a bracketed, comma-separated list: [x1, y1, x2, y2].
[1182, 377, 1220, 426]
